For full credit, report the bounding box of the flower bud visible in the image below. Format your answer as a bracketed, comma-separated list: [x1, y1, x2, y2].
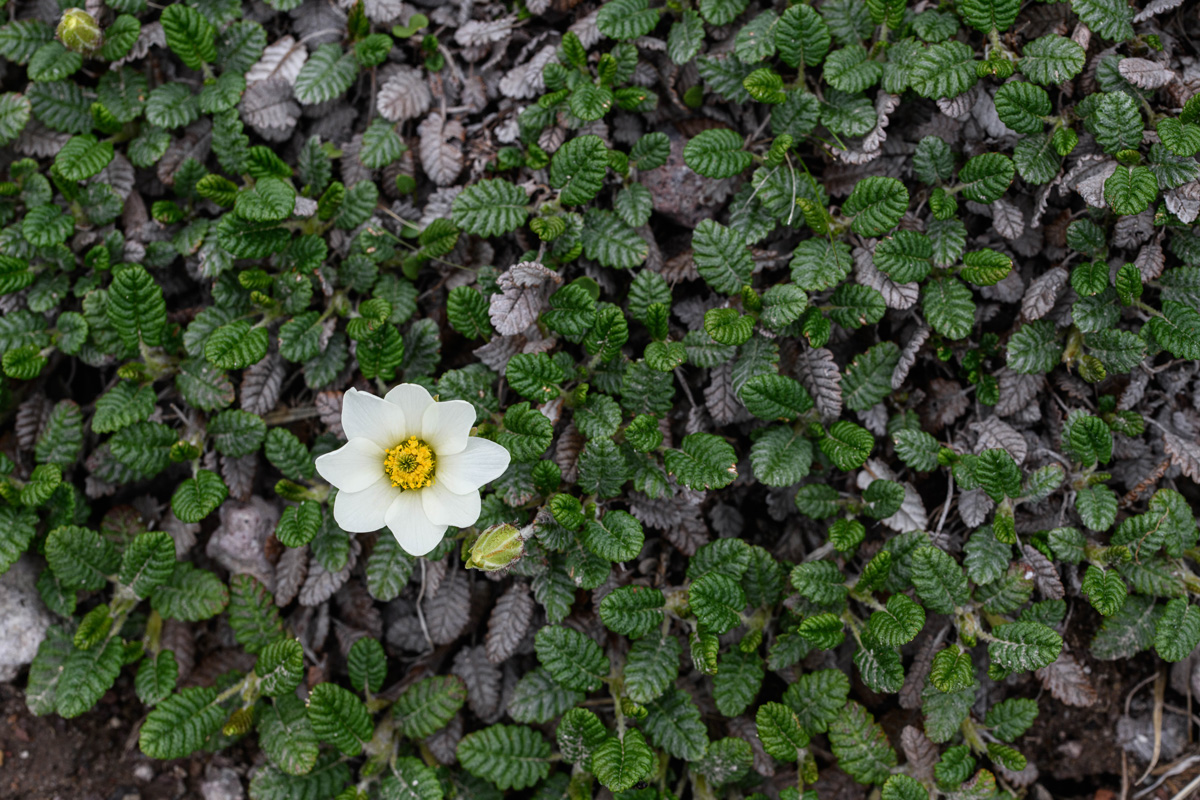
[466, 523, 526, 571]
[57, 8, 103, 55]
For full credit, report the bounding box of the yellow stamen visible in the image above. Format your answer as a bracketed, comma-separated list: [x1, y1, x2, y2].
[383, 437, 435, 490]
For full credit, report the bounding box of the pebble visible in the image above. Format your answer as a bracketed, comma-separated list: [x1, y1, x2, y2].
[0, 556, 54, 682]
[200, 767, 244, 800]
[205, 497, 279, 591]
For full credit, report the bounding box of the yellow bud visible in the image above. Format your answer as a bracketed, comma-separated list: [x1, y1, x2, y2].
[222, 707, 254, 736]
[466, 523, 526, 571]
[57, 8, 103, 55]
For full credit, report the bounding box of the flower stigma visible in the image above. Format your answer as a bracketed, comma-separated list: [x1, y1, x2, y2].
[383, 437, 436, 490]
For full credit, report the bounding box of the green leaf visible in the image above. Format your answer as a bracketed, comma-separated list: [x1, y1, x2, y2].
[160, 4, 216, 69]
[535, 625, 610, 692]
[893, 429, 940, 472]
[665, 432, 738, 490]
[1081, 565, 1128, 617]
[842, 342, 900, 411]
[910, 40, 978, 99]
[457, 725, 552, 791]
[259, 695, 320, 775]
[704, 308, 755, 345]
[151, 562, 229, 621]
[690, 572, 747, 634]
[1148, 301, 1200, 359]
[556, 707, 608, 764]
[597, 0, 661, 40]
[54, 134, 114, 181]
[265, 427, 314, 480]
[782, 668, 849, 735]
[550, 134, 608, 206]
[988, 621, 1063, 672]
[1154, 598, 1200, 662]
[1157, 118, 1200, 157]
[236, 176, 295, 222]
[844, 176, 908, 237]
[135, 651, 179, 707]
[828, 283, 886, 330]
[452, 179, 529, 237]
[790, 238, 852, 291]
[684, 128, 754, 179]
[776, 4, 831, 67]
[1104, 165, 1157, 216]
[46, 525, 119, 591]
[139, 687, 225, 759]
[1071, 0, 1134, 41]
[307, 682, 373, 755]
[625, 633, 681, 704]
[911, 545, 969, 614]
[495, 403, 555, 465]
[930, 646, 975, 692]
[119, 530, 176, 599]
[692, 219, 753, 294]
[293, 43, 358, 104]
[56, 638, 123, 718]
[1019, 34, 1086, 84]
[749, 426, 813, 487]
[643, 688, 709, 760]
[819, 420, 874, 471]
[248, 754, 351, 800]
[171, 469, 228, 524]
[853, 643, 904, 693]
[958, 153, 1014, 203]
[790, 560, 847, 604]
[228, 574, 285, 654]
[1091, 92, 1142, 154]
[0, 506, 38, 573]
[867, 594, 925, 646]
[713, 649, 764, 717]
[740, 374, 814, 420]
[394, 675, 467, 738]
[985, 697, 1038, 742]
[824, 46, 882, 93]
[1007, 320, 1061, 373]
[756, 702, 810, 761]
[975, 449, 1022, 502]
[882, 775, 929, 800]
[593, 730, 656, 792]
[582, 510, 644, 562]
[1076, 484, 1118, 531]
[108, 265, 167, 350]
[92, 381, 157, 434]
[600, 586, 664, 638]
[957, 0, 1018, 33]
[581, 208, 648, 268]
[993, 82, 1050, 134]
[828, 702, 897, 786]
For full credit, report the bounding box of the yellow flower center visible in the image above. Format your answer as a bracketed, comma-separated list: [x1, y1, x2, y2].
[383, 437, 435, 490]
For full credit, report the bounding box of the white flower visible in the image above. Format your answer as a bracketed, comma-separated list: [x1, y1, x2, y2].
[314, 384, 511, 556]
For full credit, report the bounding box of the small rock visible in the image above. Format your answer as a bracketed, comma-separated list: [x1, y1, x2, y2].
[133, 764, 155, 782]
[200, 766, 244, 800]
[639, 127, 735, 228]
[0, 556, 55, 682]
[205, 497, 279, 591]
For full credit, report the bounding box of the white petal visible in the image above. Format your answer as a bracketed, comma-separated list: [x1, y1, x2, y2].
[436, 437, 512, 494]
[342, 387, 408, 447]
[314, 438, 385, 493]
[385, 491, 448, 556]
[384, 383, 434, 439]
[421, 481, 482, 528]
[422, 399, 477, 456]
[332, 475, 399, 533]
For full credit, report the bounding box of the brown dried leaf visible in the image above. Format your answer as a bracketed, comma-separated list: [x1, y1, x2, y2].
[299, 536, 359, 606]
[971, 416, 1028, 464]
[426, 563, 470, 645]
[486, 583, 534, 664]
[245, 36, 307, 86]
[241, 352, 285, 416]
[418, 112, 465, 187]
[489, 262, 563, 336]
[1163, 430, 1200, 483]
[920, 378, 969, 432]
[1022, 544, 1065, 600]
[1118, 58, 1175, 89]
[377, 66, 432, 122]
[794, 346, 843, 423]
[274, 544, 308, 607]
[1036, 651, 1098, 707]
[996, 368, 1043, 417]
[1021, 266, 1068, 320]
[452, 645, 503, 719]
[901, 725, 939, 783]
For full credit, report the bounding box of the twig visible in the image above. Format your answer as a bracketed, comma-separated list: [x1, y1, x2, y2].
[935, 469, 954, 537]
[1169, 772, 1200, 800]
[415, 559, 434, 653]
[1137, 668, 1167, 786]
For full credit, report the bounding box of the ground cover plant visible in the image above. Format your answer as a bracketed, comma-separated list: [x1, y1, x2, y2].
[1, 0, 1200, 796]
